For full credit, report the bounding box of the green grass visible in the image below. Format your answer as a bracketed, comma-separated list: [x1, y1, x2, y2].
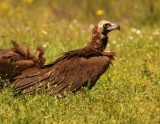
[0, 1, 160, 124]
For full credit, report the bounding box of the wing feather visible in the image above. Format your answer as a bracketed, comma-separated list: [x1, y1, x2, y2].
[14, 55, 112, 95]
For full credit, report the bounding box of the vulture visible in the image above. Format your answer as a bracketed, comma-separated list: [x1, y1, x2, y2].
[0, 41, 45, 81]
[14, 20, 120, 96]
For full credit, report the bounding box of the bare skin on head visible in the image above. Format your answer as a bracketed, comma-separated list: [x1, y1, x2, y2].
[14, 20, 120, 96]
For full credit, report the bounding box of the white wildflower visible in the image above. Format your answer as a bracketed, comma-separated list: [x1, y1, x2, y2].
[131, 28, 137, 33]
[43, 42, 49, 48]
[69, 24, 73, 29]
[73, 19, 78, 24]
[116, 44, 120, 48]
[112, 40, 117, 44]
[129, 36, 133, 40]
[136, 30, 141, 35]
[26, 26, 31, 32]
[41, 29, 48, 35]
[153, 29, 160, 36]
[107, 43, 110, 47]
[81, 30, 85, 33]
[131, 28, 141, 35]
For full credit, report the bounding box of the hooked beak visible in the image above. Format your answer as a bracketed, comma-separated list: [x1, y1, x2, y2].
[106, 23, 120, 32]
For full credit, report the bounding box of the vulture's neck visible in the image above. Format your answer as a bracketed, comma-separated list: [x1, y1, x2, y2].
[87, 26, 108, 52]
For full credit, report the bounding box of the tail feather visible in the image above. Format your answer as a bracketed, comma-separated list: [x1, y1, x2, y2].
[11, 41, 28, 58]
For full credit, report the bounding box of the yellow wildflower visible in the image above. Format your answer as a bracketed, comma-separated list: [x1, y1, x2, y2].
[24, 0, 33, 4]
[96, 9, 104, 16]
[0, 2, 9, 9]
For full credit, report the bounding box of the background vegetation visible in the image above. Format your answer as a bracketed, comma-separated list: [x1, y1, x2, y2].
[0, 0, 160, 123]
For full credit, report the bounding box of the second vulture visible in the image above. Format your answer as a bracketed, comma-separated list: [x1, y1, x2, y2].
[14, 20, 120, 95]
[0, 41, 45, 81]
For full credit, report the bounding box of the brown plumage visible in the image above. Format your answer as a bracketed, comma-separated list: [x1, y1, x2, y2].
[14, 20, 120, 95]
[0, 41, 45, 80]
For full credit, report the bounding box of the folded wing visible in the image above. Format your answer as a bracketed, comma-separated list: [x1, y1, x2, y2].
[14, 55, 113, 95]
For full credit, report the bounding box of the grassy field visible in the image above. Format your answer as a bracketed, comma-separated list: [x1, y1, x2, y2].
[0, 1, 160, 123]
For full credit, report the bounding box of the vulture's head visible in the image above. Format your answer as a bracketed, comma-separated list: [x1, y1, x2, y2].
[98, 20, 120, 35]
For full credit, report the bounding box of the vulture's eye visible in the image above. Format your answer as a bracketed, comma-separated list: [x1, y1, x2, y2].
[103, 23, 110, 28]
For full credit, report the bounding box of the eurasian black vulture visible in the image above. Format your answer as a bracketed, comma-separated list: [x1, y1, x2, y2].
[14, 20, 120, 95]
[0, 41, 45, 80]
